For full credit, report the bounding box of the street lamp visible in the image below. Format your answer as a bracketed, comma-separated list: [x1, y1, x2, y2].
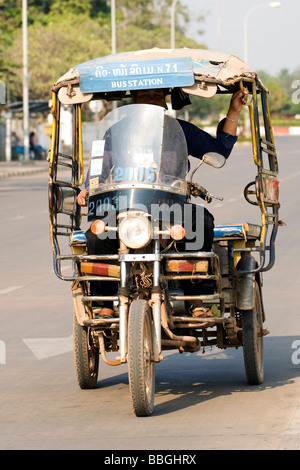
[111, 0, 117, 110]
[243, 2, 281, 64]
[170, 0, 178, 49]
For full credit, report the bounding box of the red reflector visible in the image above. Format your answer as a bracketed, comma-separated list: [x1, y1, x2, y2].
[81, 262, 120, 277]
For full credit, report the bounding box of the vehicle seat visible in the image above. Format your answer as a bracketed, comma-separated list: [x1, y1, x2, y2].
[213, 223, 261, 241]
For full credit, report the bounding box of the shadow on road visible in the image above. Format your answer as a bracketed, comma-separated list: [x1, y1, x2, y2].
[95, 335, 300, 416]
[152, 335, 300, 416]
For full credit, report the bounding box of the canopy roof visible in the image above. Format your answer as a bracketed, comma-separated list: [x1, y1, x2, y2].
[54, 48, 266, 103]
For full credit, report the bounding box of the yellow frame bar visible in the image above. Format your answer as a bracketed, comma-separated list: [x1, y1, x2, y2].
[265, 93, 275, 147]
[239, 79, 260, 168]
[49, 91, 58, 179]
[78, 104, 84, 186]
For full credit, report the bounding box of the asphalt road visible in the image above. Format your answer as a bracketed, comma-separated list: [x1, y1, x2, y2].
[0, 136, 299, 451]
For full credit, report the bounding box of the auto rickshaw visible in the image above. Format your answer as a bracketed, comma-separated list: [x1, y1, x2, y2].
[48, 48, 279, 416]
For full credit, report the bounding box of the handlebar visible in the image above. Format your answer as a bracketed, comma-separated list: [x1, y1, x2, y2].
[187, 182, 223, 203]
[187, 182, 212, 203]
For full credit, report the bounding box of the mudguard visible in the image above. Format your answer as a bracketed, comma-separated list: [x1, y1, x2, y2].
[236, 255, 257, 310]
[72, 280, 89, 326]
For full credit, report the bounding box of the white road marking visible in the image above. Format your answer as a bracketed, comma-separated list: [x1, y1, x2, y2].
[23, 335, 73, 360]
[0, 286, 23, 295]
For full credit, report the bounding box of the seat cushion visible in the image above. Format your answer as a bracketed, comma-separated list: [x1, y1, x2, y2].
[214, 223, 261, 240]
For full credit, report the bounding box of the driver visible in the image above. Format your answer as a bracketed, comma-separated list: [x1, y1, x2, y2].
[77, 87, 248, 318]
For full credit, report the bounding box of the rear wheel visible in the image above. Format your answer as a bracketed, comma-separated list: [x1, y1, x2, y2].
[73, 312, 99, 389]
[128, 299, 155, 416]
[242, 282, 264, 385]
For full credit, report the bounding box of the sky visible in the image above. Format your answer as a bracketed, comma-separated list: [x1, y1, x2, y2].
[180, 0, 299, 76]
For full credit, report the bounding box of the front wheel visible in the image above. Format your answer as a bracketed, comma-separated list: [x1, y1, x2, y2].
[242, 282, 264, 385]
[128, 300, 155, 416]
[73, 312, 99, 389]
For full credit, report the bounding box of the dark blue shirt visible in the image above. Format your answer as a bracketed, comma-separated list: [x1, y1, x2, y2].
[178, 118, 237, 160]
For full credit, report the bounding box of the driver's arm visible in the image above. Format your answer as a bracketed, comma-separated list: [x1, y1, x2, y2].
[222, 88, 248, 136]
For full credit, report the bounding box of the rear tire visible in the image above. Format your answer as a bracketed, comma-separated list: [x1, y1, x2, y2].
[128, 300, 155, 416]
[73, 312, 99, 389]
[242, 282, 264, 385]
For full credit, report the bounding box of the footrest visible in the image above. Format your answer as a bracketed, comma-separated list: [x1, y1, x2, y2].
[214, 223, 261, 240]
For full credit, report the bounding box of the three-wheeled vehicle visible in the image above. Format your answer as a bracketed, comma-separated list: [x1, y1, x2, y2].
[48, 48, 279, 416]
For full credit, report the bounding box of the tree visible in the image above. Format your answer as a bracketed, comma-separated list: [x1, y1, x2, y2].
[0, 0, 205, 101]
[265, 80, 288, 114]
[4, 14, 112, 100]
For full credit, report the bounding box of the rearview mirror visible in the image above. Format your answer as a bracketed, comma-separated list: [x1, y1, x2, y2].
[189, 152, 226, 182]
[202, 152, 226, 168]
[54, 185, 78, 215]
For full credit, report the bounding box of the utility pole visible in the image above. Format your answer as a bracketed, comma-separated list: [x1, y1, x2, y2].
[111, 0, 117, 110]
[111, 0, 116, 55]
[217, 0, 222, 51]
[22, 0, 30, 161]
[170, 0, 178, 49]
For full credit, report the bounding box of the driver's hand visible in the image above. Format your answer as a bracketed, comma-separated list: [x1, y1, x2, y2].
[229, 88, 249, 114]
[77, 189, 87, 207]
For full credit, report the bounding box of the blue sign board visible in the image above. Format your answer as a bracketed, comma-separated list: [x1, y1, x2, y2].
[76, 57, 195, 93]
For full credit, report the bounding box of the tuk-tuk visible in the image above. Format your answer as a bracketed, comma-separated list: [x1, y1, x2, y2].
[48, 48, 279, 416]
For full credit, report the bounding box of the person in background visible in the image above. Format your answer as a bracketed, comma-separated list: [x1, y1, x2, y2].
[30, 131, 42, 160]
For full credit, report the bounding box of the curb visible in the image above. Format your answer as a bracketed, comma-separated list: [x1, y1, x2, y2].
[0, 164, 48, 180]
[273, 127, 300, 136]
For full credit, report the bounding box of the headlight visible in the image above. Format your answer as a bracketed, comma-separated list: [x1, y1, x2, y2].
[119, 214, 151, 249]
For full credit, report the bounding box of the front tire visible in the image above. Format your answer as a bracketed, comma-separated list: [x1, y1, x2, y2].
[242, 282, 264, 385]
[73, 312, 99, 389]
[128, 300, 155, 416]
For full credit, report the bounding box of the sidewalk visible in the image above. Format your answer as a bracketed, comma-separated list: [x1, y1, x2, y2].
[0, 159, 49, 179]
